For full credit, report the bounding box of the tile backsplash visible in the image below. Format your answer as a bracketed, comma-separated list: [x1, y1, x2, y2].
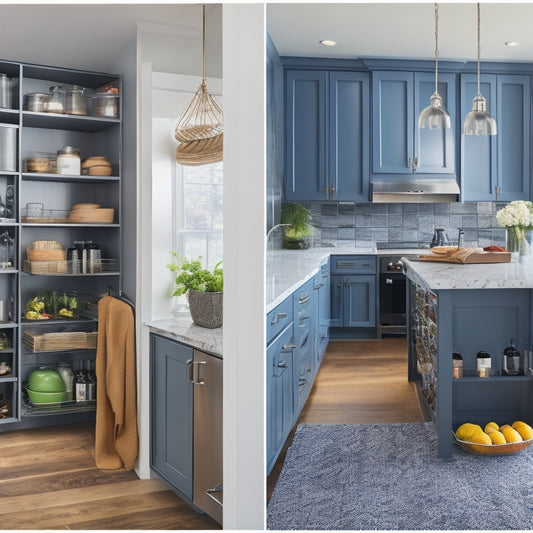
[296, 201, 507, 248]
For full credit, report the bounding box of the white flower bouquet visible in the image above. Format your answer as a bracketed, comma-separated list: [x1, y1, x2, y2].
[496, 200, 533, 253]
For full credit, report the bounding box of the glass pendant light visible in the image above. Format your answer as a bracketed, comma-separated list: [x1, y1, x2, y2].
[419, 3, 451, 130]
[463, 3, 497, 135]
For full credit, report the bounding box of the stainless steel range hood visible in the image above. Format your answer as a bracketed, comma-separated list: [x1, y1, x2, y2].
[371, 179, 460, 203]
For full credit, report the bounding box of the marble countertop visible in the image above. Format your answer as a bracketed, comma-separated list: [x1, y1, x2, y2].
[266, 245, 376, 312]
[147, 316, 223, 357]
[403, 257, 533, 290]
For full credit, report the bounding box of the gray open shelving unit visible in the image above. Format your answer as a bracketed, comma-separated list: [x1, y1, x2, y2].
[0, 58, 122, 430]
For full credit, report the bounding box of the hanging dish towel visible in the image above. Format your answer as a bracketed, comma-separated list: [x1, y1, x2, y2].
[95, 295, 138, 470]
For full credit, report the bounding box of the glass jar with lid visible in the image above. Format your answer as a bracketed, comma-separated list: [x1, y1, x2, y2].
[57, 146, 81, 175]
[46, 86, 65, 113]
[56, 362, 74, 401]
[65, 85, 87, 115]
[91, 93, 119, 118]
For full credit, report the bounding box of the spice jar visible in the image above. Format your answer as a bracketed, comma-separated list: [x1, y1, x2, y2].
[452, 350, 463, 379]
[46, 86, 65, 113]
[57, 146, 80, 175]
[65, 85, 88, 115]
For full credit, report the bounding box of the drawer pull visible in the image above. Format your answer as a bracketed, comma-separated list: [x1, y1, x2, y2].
[337, 262, 356, 268]
[282, 343, 297, 350]
[299, 294, 310, 304]
[314, 282, 324, 289]
[271, 311, 287, 325]
[278, 360, 287, 369]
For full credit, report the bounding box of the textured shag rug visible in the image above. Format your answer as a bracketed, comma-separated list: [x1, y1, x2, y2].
[267, 423, 533, 530]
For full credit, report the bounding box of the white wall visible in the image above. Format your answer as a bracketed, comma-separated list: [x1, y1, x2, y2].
[223, 4, 266, 530]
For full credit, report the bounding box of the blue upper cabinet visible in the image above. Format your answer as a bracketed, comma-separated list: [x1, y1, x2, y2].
[285, 70, 327, 201]
[372, 70, 456, 176]
[461, 73, 530, 201]
[285, 69, 370, 201]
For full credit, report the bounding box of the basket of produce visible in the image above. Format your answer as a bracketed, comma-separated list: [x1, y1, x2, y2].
[453, 421, 533, 455]
[23, 329, 97, 353]
[23, 291, 86, 320]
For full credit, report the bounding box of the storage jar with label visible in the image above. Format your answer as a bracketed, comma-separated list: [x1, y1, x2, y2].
[57, 146, 81, 175]
[477, 351, 492, 378]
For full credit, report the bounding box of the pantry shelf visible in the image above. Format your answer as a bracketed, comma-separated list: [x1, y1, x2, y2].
[21, 173, 120, 183]
[22, 111, 119, 132]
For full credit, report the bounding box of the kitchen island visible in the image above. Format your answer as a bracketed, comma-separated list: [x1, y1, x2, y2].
[403, 258, 533, 457]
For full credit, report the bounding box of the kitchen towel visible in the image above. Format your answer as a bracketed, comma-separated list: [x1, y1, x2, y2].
[95, 295, 138, 470]
[418, 246, 511, 264]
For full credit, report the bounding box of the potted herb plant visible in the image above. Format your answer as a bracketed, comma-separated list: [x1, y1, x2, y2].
[280, 203, 314, 249]
[166, 254, 223, 328]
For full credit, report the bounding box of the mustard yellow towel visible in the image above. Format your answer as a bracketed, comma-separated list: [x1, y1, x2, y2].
[95, 295, 138, 470]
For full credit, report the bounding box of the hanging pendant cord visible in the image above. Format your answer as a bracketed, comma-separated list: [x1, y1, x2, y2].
[434, 3, 439, 94]
[202, 4, 206, 83]
[476, 2, 481, 97]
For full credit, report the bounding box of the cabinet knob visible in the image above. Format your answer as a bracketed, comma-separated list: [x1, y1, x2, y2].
[344, 280, 350, 287]
[330, 186, 336, 196]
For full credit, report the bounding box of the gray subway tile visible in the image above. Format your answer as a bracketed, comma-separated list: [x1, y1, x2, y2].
[434, 215, 450, 228]
[338, 202, 355, 216]
[402, 214, 419, 229]
[355, 202, 372, 215]
[371, 203, 387, 215]
[338, 227, 356, 240]
[355, 227, 373, 242]
[371, 214, 388, 228]
[386, 203, 402, 214]
[321, 202, 338, 216]
[402, 203, 419, 215]
[449, 214, 463, 229]
[477, 202, 493, 215]
[387, 227, 403, 242]
[372, 228, 388, 242]
[418, 215, 435, 234]
[402, 228, 419, 241]
[462, 215, 478, 229]
[434, 203, 450, 216]
[355, 214, 371, 227]
[337, 213, 355, 228]
[477, 215, 496, 229]
[418, 203, 434, 215]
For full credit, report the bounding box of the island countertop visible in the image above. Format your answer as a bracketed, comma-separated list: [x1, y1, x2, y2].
[403, 257, 533, 290]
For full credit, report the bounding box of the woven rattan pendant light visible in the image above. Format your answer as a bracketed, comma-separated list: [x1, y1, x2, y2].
[175, 5, 223, 166]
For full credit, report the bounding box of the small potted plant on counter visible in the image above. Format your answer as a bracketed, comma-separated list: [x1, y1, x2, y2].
[280, 202, 314, 249]
[166, 253, 223, 328]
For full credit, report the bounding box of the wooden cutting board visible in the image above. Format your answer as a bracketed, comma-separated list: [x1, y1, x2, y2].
[418, 250, 511, 264]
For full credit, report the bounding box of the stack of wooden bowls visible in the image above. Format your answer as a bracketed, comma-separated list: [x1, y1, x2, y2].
[66, 203, 114, 223]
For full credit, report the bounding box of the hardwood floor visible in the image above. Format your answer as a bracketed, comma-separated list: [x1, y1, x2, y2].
[267, 337, 425, 499]
[0, 423, 220, 530]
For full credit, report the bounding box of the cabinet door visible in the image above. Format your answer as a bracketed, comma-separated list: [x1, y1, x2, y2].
[285, 70, 327, 201]
[497, 75, 530, 201]
[267, 324, 296, 473]
[329, 71, 370, 201]
[460, 73, 497, 201]
[414, 72, 456, 175]
[372, 71, 413, 174]
[343, 275, 377, 328]
[330, 275, 344, 328]
[315, 264, 330, 361]
[150, 334, 194, 499]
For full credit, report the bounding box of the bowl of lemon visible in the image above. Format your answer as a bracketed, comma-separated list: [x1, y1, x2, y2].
[454, 420, 533, 455]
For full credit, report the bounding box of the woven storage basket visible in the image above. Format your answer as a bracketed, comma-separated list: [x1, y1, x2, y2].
[27, 241, 66, 262]
[23, 331, 97, 352]
[23, 259, 68, 274]
[175, 133, 223, 166]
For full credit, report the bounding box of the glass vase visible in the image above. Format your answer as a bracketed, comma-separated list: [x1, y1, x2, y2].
[506, 227, 525, 263]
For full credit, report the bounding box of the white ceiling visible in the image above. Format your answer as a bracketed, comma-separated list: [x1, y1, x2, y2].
[267, 2, 533, 63]
[0, 3, 221, 73]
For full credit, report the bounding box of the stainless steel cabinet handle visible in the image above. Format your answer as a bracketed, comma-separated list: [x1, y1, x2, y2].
[192, 360, 206, 385]
[360, 263, 371, 268]
[282, 343, 297, 350]
[413, 157, 418, 171]
[386, 278, 393, 285]
[314, 282, 324, 290]
[278, 360, 287, 369]
[186, 359, 194, 383]
[299, 294, 310, 304]
[300, 315, 310, 321]
[271, 311, 287, 325]
[407, 156, 411, 168]
[207, 482, 223, 506]
[337, 262, 356, 268]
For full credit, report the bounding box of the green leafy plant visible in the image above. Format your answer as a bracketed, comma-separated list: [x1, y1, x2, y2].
[280, 203, 314, 249]
[166, 253, 223, 297]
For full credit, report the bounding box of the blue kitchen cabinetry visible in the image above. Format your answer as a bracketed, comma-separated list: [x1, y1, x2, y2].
[150, 334, 194, 500]
[461, 73, 530, 201]
[285, 69, 370, 201]
[372, 71, 456, 176]
[330, 256, 377, 337]
[314, 260, 330, 364]
[267, 298, 297, 474]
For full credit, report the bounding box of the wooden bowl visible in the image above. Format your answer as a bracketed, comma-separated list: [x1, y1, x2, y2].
[453, 433, 533, 455]
[67, 208, 114, 223]
[70, 203, 100, 210]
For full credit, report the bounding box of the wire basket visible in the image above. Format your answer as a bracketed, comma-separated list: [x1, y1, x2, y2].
[27, 241, 66, 262]
[23, 258, 118, 275]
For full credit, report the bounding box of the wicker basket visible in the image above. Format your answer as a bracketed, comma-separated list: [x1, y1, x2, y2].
[23, 330, 97, 352]
[175, 133, 223, 166]
[23, 259, 68, 275]
[27, 241, 66, 262]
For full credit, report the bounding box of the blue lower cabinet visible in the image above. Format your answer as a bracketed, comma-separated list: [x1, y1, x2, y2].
[330, 275, 344, 328]
[314, 262, 330, 363]
[344, 275, 377, 328]
[267, 323, 296, 474]
[150, 334, 193, 499]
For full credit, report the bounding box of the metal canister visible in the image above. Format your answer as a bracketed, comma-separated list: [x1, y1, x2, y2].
[0, 74, 12, 109]
[67, 247, 79, 274]
[0, 126, 17, 171]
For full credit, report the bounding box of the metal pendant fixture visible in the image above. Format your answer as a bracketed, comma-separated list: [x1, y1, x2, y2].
[463, 3, 497, 135]
[419, 3, 451, 130]
[175, 4, 223, 166]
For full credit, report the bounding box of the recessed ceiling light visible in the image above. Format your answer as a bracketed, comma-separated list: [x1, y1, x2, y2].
[319, 40, 336, 47]
[505, 41, 519, 47]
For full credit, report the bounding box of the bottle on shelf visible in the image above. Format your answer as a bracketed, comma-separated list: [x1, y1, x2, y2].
[476, 351, 492, 378]
[85, 360, 96, 401]
[452, 350, 463, 379]
[73, 368, 87, 402]
[503, 339, 521, 376]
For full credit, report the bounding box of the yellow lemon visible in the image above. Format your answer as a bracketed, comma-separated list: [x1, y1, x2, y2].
[512, 421, 533, 440]
[484, 422, 499, 434]
[456, 423, 483, 441]
[489, 430, 506, 444]
[500, 425, 523, 443]
[467, 430, 492, 445]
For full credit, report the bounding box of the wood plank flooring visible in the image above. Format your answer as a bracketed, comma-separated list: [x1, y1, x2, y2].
[267, 338, 425, 499]
[0, 423, 220, 530]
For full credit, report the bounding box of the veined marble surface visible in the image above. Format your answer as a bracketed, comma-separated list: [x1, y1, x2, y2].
[148, 316, 223, 357]
[266, 245, 376, 312]
[404, 257, 533, 290]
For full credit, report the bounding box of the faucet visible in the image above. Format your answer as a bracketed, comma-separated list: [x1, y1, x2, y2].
[266, 223, 292, 240]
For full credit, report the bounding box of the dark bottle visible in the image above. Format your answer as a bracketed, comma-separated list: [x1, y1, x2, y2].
[503, 339, 521, 376]
[86, 361, 96, 401]
[477, 351, 491, 378]
[452, 350, 463, 379]
[73, 369, 87, 402]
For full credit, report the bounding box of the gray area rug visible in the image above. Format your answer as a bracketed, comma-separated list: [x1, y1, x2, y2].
[267, 423, 533, 530]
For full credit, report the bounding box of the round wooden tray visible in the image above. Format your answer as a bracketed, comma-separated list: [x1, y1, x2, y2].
[453, 433, 533, 455]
